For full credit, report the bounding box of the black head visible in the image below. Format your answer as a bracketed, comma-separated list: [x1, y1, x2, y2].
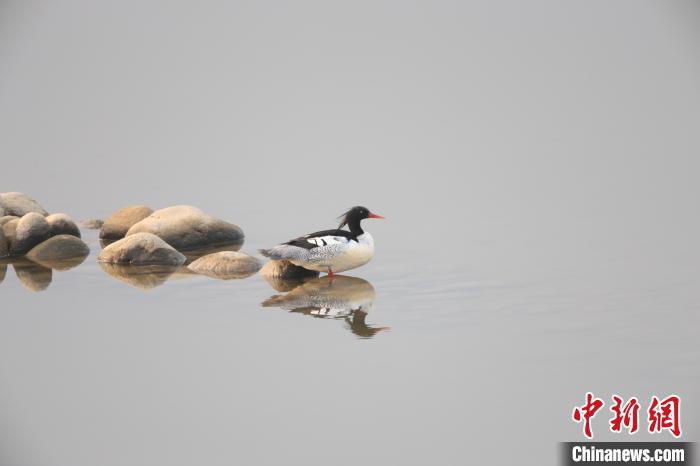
[338, 206, 385, 234]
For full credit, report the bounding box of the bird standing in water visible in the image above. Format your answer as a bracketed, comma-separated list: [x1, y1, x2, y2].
[260, 206, 384, 278]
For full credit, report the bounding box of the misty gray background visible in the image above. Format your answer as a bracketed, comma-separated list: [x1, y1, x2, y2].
[1, 1, 699, 465]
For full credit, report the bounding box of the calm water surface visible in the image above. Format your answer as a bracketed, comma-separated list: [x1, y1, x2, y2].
[1, 224, 697, 465]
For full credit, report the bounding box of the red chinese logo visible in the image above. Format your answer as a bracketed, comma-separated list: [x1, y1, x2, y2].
[648, 395, 682, 438]
[609, 395, 640, 434]
[572, 392, 604, 439]
[572, 393, 682, 438]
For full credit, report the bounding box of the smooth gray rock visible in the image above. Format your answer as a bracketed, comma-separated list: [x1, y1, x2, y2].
[188, 251, 261, 279]
[47, 213, 81, 238]
[260, 259, 319, 279]
[126, 205, 244, 251]
[80, 218, 104, 229]
[27, 235, 89, 263]
[0, 215, 18, 226]
[259, 259, 319, 292]
[10, 213, 51, 256]
[100, 205, 153, 239]
[181, 245, 243, 264]
[3, 219, 19, 244]
[0, 192, 48, 217]
[98, 232, 186, 265]
[0, 228, 7, 258]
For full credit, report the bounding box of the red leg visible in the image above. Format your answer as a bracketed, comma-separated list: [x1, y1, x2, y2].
[327, 268, 335, 279]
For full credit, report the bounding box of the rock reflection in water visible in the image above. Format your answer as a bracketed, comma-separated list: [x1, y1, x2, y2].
[30, 254, 88, 272]
[12, 259, 53, 292]
[96, 241, 249, 289]
[262, 275, 309, 293]
[99, 263, 194, 290]
[1, 253, 87, 292]
[262, 276, 389, 338]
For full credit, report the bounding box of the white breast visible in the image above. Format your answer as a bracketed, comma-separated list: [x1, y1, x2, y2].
[328, 232, 374, 273]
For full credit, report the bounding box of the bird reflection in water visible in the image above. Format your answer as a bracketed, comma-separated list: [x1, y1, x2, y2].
[262, 276, 389, 338]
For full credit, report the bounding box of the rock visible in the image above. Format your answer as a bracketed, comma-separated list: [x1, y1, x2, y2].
[0, 263, 6, 284]
[260, 259, 319, 279]
[188, 251, 261, 280]
[46, 213, 81, 238]
[126, 205, 244, 251]
[26, 235, 89, 263]
[13, 261, 52, 292]
[3, 219, 19, 244]
[10, 213, 50, 256]
[0, 215, 18, 226]
[99, 263, 180, 290]
[99, 239, 115, 249]
[80, 218, 104, 229]
[100, 205, 153, 240]
[0, 192, 48, 217]
[98, 232, 186, 265]
[180, 243, 243, 262]
[0, 228, 7, 258]
[259, 259, 320, 291]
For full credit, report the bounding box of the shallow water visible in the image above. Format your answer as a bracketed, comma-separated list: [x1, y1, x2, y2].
[1, 225, 698, 465]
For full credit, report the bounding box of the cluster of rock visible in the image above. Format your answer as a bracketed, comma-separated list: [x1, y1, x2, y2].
[2, 192, 321, 290]
[96, 204, 261, 280]
[0, 192, 90, 266]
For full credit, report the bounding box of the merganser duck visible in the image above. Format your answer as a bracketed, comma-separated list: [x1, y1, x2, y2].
[259, 206, 384, 277]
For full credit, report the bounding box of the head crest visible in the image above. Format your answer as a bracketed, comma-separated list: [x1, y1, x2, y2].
[337, 207, 353, 229]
